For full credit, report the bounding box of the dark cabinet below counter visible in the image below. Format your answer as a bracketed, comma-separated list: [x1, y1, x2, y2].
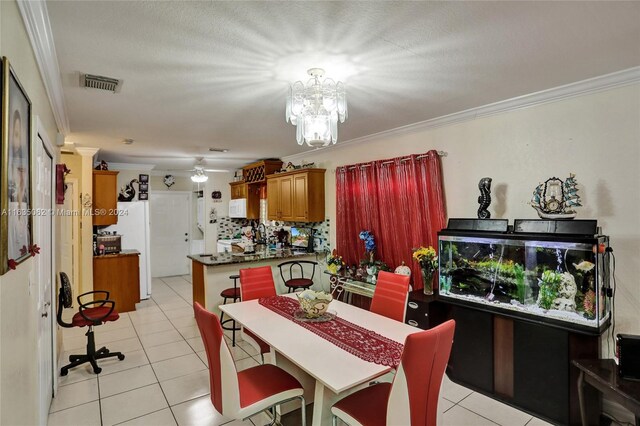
[93, 251, 140, 313]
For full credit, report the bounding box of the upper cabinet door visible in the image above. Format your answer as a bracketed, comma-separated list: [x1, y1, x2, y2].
[93, 170, 119, 226]
[266, 178, 280, 220]
[292, 173, 308, 221]
[278, 176, 294, 221]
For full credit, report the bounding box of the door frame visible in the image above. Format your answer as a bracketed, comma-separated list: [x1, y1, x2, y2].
[34, 116, 58, 416]
[62, 178, 80, 298]
[149, 190, 193, 276]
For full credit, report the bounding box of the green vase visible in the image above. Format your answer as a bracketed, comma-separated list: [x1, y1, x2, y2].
[421, 268, 434, 295]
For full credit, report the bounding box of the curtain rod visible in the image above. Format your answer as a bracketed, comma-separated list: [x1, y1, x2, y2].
[340, 151, 448, 170]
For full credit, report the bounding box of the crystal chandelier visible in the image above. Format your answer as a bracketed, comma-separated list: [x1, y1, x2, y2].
[285, 68, 347, 148]
[190, 167, 208, 183]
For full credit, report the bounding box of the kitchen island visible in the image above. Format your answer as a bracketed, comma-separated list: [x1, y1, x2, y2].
[189, 250, 325, 315]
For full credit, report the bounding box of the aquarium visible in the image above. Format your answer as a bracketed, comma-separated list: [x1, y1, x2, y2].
[438, 229, 611, 334]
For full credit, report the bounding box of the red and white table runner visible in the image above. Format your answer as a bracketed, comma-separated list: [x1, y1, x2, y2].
[259, 296, 403, 367]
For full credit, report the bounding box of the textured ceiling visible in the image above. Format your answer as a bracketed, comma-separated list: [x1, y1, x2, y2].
[47, 1, 640, 170]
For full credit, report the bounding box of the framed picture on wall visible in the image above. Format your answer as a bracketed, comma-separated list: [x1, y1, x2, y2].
[138, 192, 148, 201]
[139, 183, 149, 192]
[138, 174, 149, 183]
[1, 57, 33, 274]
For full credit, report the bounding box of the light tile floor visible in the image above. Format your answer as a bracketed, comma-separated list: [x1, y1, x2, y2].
[49, 275, 553, 426]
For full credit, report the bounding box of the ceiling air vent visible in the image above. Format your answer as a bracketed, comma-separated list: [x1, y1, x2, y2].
[79, 73, 122, 93]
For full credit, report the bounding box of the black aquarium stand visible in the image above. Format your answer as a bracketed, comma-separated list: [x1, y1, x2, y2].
[439, 302, 601, 425]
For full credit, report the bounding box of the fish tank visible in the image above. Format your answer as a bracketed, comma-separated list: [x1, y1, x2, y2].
[438, 221, 611, 334]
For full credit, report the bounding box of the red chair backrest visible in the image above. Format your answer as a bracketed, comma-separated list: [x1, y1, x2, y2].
[370, 271, 410, 322]
[194, 302, 226, 413]
[387, 320, 456, 426]
[239, 266, 277, 301]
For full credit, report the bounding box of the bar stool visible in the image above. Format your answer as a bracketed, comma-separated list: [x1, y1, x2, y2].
[220, 274, 241, 346]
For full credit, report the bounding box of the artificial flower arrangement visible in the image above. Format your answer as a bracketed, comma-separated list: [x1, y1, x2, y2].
[413, 245, 439, 294]
[412, 246, 438, 272]
[358, 230, 390, 273]
[326, 249, 345, 274]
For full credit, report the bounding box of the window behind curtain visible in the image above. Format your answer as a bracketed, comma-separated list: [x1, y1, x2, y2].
[335, 150, 446, 290]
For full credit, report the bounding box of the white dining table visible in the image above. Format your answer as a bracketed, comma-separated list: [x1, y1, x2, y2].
[219, 294, 419, 425]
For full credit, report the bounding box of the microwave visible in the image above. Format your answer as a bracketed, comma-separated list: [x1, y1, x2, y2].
[229, 199, 247, 218]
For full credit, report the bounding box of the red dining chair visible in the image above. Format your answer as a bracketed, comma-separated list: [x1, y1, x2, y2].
[239, 266, 276, 362]
[370, 271, 411, 322]
[194, 303, 306, 425]
[331, 320, 456, 426]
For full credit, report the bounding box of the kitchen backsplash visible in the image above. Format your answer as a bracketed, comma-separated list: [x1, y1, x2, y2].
[217, 216, 331, 252]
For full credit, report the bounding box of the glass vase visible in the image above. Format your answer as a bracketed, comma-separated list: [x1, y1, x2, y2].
[421, 268, 434, 295]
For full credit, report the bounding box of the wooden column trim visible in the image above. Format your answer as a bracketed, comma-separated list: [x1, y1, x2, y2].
[192, 259, 206, 307]
[494, 316, 514, 398]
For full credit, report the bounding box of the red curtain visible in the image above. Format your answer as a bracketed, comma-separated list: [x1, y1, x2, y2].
[335, 150, 446, 290]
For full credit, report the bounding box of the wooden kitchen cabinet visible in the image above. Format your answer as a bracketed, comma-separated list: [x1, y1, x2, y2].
[229, 181, 260, 219]
[92, 170, 119, 226]
[266, 169, 325, 222]
[93, 252, 140, 313]
[230, 181, 247, 199]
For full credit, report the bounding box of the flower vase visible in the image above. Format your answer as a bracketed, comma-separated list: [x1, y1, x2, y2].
[421, 268, 434, 295]
[327, 263, 341, 275]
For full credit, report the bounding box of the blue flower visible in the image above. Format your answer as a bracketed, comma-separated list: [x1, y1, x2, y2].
[359, 230, 376, 252]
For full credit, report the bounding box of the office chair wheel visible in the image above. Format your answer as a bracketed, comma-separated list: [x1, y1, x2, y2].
[93, 366, 102, 374]
[60, 368, 69, 376]
[117, 354, 125, 361]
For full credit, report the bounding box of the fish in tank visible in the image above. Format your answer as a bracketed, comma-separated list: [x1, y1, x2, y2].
[438, 234, 610, 330]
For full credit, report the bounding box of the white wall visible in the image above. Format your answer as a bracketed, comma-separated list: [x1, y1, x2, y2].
[284, 83, 640, 347]
[0, 1, 60, 424]
[203, 172, 235, 253]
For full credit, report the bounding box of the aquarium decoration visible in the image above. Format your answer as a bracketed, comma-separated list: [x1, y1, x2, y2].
[530, 174, 581, 219]
[477, 177, 492, 219]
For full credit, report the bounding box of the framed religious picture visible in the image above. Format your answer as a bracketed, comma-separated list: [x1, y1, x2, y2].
[1, 57, 33, 274]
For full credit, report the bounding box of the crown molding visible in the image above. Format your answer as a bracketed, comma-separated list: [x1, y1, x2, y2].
[284, 66, 640, 162]
[108, 162, 156, 171]
[17, 0, 70, 135]
[74, 147, 100, 158]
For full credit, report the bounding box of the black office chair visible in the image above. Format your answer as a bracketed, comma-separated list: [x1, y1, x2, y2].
[277, 260, 318, 293]
[57, 272, 125, 375]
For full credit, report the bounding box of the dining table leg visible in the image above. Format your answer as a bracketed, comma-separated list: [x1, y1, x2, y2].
[312, 381, 336, 426]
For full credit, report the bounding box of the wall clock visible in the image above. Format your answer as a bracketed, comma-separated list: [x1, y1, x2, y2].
[163, 174, 175, 188]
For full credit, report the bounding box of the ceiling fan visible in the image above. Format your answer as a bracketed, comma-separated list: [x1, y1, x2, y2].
[160, 157, 231, 174]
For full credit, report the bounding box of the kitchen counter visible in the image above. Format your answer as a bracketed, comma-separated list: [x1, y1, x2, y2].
[188, 249, 321, 266]
[93, 249, 140, 258]
[188, 250, 328, 315]
[93, 250, 140, 312]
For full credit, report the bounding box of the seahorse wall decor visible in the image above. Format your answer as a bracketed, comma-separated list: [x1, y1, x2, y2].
[477, 177, 492, 219]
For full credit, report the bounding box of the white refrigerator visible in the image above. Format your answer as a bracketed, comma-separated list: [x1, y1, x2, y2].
[104, 201, 152, 299]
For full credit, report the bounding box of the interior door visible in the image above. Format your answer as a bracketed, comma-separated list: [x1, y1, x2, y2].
[150, 192, 190, 277]
[34, 135, 54, 422]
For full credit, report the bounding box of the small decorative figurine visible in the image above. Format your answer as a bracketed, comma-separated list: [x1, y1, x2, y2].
[118, 179, 138, 202]
[530, 174, 582, 219]
[95, 160, 109, 170]
[477, 177, 492, 219]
